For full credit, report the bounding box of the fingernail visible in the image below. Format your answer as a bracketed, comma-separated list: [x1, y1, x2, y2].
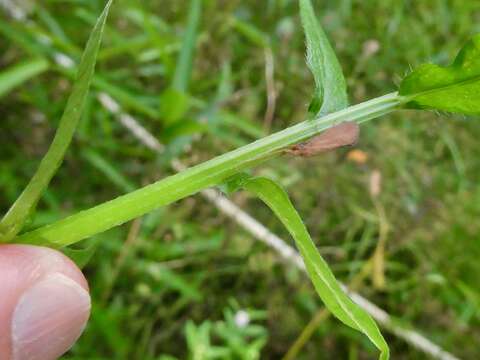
[11, 273, 91, 360]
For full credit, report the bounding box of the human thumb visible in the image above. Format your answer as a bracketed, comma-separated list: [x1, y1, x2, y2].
[0, 244, 91, 360]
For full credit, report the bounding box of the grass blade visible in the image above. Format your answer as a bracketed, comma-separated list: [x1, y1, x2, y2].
[299, 0, 348, 116]
[0, 0, 114, 242]
[227, 174, 389, 360]
[158, 0, 201, 125]
[0, 58, 49, 98]
[172, 0, 201, 92]
[82, 149, 136, 193]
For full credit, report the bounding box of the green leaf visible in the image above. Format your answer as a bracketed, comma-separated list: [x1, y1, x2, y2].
[172, 0, 201, 92]
[146, 265, 203, 302]
[161, 119, 207, 143]
[0, 0, 114, 243]
[299, 0, 348, 116]
[82, 149, 136, 193]
[229, 17, 270, 48]
[159, 88, 190, 125]
[160, 0, 199, 128]
[400, 34, 480, 115]
[227, 174, 389, 360]
[220, 173, 252, 195]
[0, 58, 49, 98]
[93, 75, 160, 119]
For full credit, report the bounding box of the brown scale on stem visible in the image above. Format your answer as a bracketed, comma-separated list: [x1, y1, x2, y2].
[285, 121, 360, 157]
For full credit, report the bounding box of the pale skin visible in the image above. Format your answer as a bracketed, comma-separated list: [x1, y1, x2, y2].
[0, 245, 91, 360]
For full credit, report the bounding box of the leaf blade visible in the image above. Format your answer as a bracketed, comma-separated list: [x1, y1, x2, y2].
[400, 34, 480, 115]
[230, 175, 389, 360]
[172, 0, 201, 92]
[299, 0, 348, 116]
[0, 0, 114, 242]
[0, 58, 49, 98]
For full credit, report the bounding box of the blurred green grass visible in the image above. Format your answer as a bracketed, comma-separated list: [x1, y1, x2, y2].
[1, 0, 480, 359]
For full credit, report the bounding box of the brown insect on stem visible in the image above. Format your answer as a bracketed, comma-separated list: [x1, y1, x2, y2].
[285, 121, 360, 157]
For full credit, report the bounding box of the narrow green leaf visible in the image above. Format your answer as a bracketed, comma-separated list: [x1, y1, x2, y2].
[0, 0, 114, 242]
[400, 34, 480, 114]
[0, 19, 50, 57]
[229, 17, 270, 48]
[0, 58, 49, 98]
[299, 0, 348, 116]
[0, 19, 160, 119]
[228, 175, 389, 360]
[158, 0, 200, 126]
[172, 0, 201, 92]
[146, 265, 203, 301]
[82, 149, 136, 193]
[93, 75, 160, 119]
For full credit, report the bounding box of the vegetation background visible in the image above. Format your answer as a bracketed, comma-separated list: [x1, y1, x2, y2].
[1, 0, 480, 358]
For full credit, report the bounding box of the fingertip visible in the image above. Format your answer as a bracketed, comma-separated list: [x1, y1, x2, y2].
[0, 245, 91, 360]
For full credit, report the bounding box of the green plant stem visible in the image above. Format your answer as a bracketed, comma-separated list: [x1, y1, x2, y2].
[17, 92, 404, 247]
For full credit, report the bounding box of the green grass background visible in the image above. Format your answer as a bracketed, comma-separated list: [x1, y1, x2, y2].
[1, 0, 480, 358]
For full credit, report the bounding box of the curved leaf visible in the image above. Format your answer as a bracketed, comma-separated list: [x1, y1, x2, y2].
[0, 0, 114, 242]
[225, 174, 389, 360]
[299, 0, 348, 116]
[0, 58, 49, 98]
[400, 34, 480, 114]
